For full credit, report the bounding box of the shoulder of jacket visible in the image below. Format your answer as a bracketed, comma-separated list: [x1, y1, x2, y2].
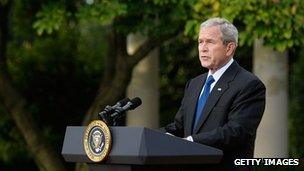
[237, 67, 265, 87]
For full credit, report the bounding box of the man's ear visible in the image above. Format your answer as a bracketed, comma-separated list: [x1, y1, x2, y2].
[226, 42, 237, 56]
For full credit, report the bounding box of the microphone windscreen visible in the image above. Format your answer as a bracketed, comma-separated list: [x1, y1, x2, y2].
[118, 98, 130, 106]
[130, 97, 142, 109]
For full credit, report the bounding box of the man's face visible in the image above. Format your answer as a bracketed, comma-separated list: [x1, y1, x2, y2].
[198, 26, 235, 73]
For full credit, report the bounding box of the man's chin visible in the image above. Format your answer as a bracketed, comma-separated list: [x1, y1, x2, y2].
[200, 63, 211, 69]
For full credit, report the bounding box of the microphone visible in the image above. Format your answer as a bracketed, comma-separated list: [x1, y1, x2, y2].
[98, 98, 130, 123]
[110, 97, 142, 118]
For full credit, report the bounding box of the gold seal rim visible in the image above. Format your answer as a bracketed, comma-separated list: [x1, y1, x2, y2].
[83, 120, 112, 162]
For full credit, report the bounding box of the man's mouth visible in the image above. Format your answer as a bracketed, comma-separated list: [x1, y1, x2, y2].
[200, 56, 209, 59]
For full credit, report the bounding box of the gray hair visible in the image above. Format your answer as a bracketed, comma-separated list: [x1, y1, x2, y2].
[200, 18, 238, 46]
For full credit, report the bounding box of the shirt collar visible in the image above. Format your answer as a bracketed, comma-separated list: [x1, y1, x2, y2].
[207, 58, 234, 83]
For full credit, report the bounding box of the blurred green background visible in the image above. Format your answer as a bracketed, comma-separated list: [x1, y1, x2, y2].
[0, 0, 303, 170]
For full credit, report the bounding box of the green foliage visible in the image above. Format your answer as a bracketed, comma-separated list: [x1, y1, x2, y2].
[184, 19, 201, 39]
[153, 0, 180, 5]
[0, 0, 8, 5]
[77, 0, 127, 25]
[184, 0, 304, 52]
[33, 0, 194, 38]
[105, 0, 193, 38]
[77, 21, 108, 75]
[221, 0, 304, 52]
[289, 48, 304, 158]
[2, 0, 304, 169]
[33, 3, 71, 35]
[1, 0, 108, 168]
[160, 35, 203, 126]
[184, 0, 221, 38]
[0, 107, 29, 163]
[7, 25, 106, 126]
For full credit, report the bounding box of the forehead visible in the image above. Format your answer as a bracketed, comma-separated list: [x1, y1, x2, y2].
[198, 26, 222, 39]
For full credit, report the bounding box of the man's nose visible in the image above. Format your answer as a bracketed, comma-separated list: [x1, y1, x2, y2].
[200, 43, 208, 52]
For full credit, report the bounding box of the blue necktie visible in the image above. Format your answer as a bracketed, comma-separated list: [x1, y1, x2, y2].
[193, 75, 215, 131]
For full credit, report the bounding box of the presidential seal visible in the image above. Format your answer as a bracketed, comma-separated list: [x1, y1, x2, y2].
[83, 120, 112, 162]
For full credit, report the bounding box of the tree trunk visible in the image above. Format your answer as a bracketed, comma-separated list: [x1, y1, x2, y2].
[126, 33, 159, 128]
[78, 27, 174, 171]
[0, 73, 66, 171]
[81, 28, 131, 125]
[0, 2, 66, 171]
[81, 30, 172, 126]
[253, 38, 288, 157]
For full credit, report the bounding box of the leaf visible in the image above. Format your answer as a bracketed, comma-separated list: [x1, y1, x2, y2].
[77, 1, 127, 25]
[283, 30, 292, 39]
[184, 20, 200, 39]
[276, 42, 287, 52]
[33, 3, 69, 35]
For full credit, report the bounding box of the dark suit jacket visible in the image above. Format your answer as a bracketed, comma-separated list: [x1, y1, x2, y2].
[165, 61, 266, 170]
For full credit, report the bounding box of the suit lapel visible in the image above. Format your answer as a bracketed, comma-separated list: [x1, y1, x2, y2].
[185, 74, 207, 135]
[193, 61, 240, 134]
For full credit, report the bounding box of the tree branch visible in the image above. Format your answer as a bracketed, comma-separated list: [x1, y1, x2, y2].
[127, 33, 175, 68]
[0, 2, 66, 171]
[82, 32, 177, 125]
[0, 73, 66, 171]
[103, 26, 117, 83]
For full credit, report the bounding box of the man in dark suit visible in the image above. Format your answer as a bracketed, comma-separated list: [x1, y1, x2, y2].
[164, 18, 266, 170]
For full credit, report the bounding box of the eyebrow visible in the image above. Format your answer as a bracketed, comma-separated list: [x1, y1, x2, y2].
[198, 38, 216, 42]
